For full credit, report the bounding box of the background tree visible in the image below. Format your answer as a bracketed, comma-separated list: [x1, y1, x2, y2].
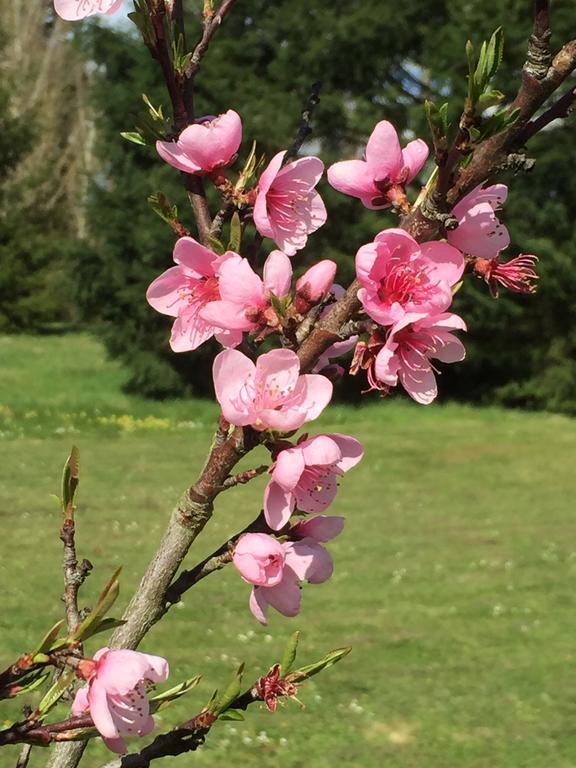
[0, 2, 89, 331]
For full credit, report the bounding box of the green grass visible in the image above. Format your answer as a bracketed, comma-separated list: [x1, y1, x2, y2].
[1, 333, 576, 768]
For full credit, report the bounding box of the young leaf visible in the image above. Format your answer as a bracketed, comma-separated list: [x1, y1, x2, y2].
[227, 212, 242, 253]
[70, 567, 121, 642]
[120, 131, 148, 146]
[287, 646, 351, 683]
[485, 27, 504, 82]
[207, 235, 225, 256]
[219, 709, 245, 721]
[280, 631, 301, 675]
[149, 675, 202, 713]
[212, 663, 245, 715]
[38, 671, 76, 717]
[34, 619, 65, 655]
[62, 446, 79, 518]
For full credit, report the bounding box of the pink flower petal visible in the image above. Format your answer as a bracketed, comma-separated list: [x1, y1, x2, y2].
[327, 159, 379, 203]
[217, 254, 264, 307]
[249, 587, 269, 624]
[401, 139, 429, 181]
[146, 266, 188, 318]
[156, 141, 203, 174]
[292, 515, 345, 542]
[418, 240, 465, 286]
[263, 480, 296, 530]
[365, 120, 403, 181]
[169, 313, 214, 352]
[177, 110, 242, 171]
[88, 681, 118, 740]
[328, 433, 364, 472]
[284, 541, 333, 583]
[300, 435, 341, 467]
[54, 0, 122, 21]
[173, 237, 218, 278]
[297, 374, 333, 421]
[272, 447, 306, 490]
[263, 250, 292, 298]
[213, 349, 256, 426]
[71, 686, 89, 715]
[262, 576, 302, 617]
[399, 367, 438, 405]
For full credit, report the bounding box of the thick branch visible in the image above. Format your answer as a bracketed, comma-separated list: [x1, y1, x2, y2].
[519, 85, 576, 142]
[525, 0, 552, 80]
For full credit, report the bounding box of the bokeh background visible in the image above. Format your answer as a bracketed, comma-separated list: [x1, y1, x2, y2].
[1, 1, 576, 767]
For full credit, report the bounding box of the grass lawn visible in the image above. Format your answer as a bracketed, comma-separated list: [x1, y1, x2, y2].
[1, 333, 576, 768]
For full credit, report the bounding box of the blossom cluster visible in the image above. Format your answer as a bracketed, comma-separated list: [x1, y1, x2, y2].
[53, 3, 541, 759]
[142, 108, 539, 618]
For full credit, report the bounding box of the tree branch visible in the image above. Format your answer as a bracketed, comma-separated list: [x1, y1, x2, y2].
[518, 85, 576, 142]
[284, 81, 322, 163]
[185, 0, 239, 81]
[525, 0, 552, 80]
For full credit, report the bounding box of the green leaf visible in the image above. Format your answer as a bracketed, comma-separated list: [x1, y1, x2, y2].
[120, 131, 147, 146]
[38, 671, 75, 716]
[219, 709, 245, 721]
[477, 90, 505, 113]
[485, 27, 504, 82]
[149, 675, 202, 713]
[62, 446, 79, 517]
[207, 235, 225, 256]
[70, 567, 121, 642]
[287, 646, 351, 683]
[280, 631, 300, 675]
[227, 212, 242, 253]
[148, 192, 178, 225]
[34, 619, 65, 655]
[212, 663, 245, 715]
[77, 617, 126, 643]
[7, 669, 51, 698]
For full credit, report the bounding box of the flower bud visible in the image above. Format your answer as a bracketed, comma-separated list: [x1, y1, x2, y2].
[295, 260, 337, 313]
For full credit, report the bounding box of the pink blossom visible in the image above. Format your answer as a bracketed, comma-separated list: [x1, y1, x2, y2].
[473, 254, 539, 297]
[199, 250, 292, 333]
[242, 532, 338, 625]
[263, 434, 363, 529]
[232, 533, 286, 586]
[54, 0, 123, 20]
[212, 348, 333, 432]
[327, 120, 428, 210]
[356, 229, 464, 326]
[253, 151, 327, 256]
[156, 111, 242, 175]
[295, 260, 337, 304]
[71, 648, 169, 754]
[375, 312, 467, 404]
[447, 184, 510, 258]
[146, 237, 241, 352]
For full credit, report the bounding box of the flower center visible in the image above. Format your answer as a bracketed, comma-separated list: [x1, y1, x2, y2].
[377, 262, 428, 306]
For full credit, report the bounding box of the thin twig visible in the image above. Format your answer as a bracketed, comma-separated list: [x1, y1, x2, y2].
[164, 511, 270, 608]
[284, 81, 322, 163]
[185, 0, 239, 81]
